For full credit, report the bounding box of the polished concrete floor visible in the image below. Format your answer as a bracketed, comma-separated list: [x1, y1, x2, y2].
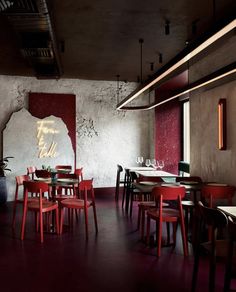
[0, 194, 228, 292]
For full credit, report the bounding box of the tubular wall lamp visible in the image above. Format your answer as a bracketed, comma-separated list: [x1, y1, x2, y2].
[218, 98, 226, 150]
[116, 17, 236, 110]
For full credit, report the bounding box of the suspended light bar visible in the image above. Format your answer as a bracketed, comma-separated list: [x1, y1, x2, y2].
[117, 18, 236, 110]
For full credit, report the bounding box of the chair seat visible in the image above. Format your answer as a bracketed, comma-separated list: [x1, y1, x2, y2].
[54, 194, 76, 201]
[138, 201, 169, 207]
[61, 198, 92, 209]
[17, 197, 47, 203]
[28, 200, 58, 212]
[147, 208, 180, 221]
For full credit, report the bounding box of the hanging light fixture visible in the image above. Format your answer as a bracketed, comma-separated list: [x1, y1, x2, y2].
[117, 17, 236, 110]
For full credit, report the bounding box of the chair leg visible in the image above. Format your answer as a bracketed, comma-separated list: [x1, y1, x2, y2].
[55, 209, 59, 235]
[84, 207, 89, 239]
[180, 214, 189, 256]
[137, 205, 141, 230]
[141, 208, 146, 240]
[20, 205, 28, 241]
[166, 222, 170, 245]
[157, 219, 162, 257]
[40, 211, 44, 243]
[12, 201, 17, 229]
[146, 215, 151, 245]
[93, 205, 98, 233]
[60, 208, 64, 234]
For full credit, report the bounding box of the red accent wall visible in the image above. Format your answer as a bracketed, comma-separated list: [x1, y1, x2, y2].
[155, 99, 181, 174]
[28, 92, 76, 166]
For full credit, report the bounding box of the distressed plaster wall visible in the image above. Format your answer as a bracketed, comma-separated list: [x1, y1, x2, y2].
[0, 75, 153, 200]
[189, 31, 236, 185]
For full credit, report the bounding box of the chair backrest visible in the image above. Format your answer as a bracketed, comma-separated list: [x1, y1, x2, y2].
[178, 161, 190, 176]
[16, 175, 30, 186]
[57, 173, 77, 179]
[176, 176, 202, 183]
[74, 168, 83, 181]
[23, 181, 49, 205]
[27, 166, 37, 179]
[197, 201, 228, 229]
[152, 185, 186, 201]
[35, 169, 51, 178]
[78, 179, 94, 201]
[201, 185, 235, 208]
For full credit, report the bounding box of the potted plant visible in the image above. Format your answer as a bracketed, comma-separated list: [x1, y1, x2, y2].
[0, 156, 13, 204]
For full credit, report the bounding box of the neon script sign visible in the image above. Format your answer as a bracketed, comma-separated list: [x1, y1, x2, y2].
[37, 120, 59, 158]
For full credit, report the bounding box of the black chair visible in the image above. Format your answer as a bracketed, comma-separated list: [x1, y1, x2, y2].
[178, 161, 190, 176]
[115, 164, 125, 201]
[192, 201, 228, 292]
[224, 216, 236, 292]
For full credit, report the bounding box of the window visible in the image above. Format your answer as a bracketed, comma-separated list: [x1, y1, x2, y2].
[183, 101, 190, 163]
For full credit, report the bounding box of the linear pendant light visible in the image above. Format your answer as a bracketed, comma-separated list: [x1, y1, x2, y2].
[116, 18, 236, 110]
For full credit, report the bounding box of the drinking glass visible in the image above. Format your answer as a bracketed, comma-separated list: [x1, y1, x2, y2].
[145, 159, 151, 167]
[150, 159, 156, 168]
[136, 156, 141, 165]
[139, 156, 144, 166]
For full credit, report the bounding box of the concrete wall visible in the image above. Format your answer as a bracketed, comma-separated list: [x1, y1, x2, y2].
[189, 31, 236, 186]
[0, 76, 153, 200]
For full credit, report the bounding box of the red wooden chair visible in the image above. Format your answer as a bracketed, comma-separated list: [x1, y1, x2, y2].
[12, 175, 30, 228]
[54, 173, 78, 201]
[201, 185, 235, 208]
[136, 176, 164, 239]
[27, 166, 37, 180]
[146, 185, 188, 257]
[21, 181, 59, 243]
[201, 185, 235, 241]
[60, 179, 98, 238]
[74, 168, 83, 182]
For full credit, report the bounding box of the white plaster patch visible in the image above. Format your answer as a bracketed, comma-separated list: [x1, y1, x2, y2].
[3, 108, 74, 201]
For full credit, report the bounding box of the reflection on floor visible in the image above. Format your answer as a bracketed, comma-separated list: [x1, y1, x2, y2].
[0, 194, 228, 292]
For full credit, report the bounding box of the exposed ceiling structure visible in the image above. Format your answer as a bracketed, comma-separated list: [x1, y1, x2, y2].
[0, 0, 235, 81]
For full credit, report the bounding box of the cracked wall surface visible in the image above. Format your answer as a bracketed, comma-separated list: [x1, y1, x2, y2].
[0, 75, 154, 200]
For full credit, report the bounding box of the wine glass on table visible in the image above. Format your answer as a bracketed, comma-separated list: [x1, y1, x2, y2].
[139, 156, 144, 166]
[150, 159, 156, 169]
[136, 156, 141, 165]
[145, 159, 151, 167]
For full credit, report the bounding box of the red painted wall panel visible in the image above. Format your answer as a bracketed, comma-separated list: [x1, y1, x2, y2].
[28, 92, 76, 166]
[155, 99, 181, 174]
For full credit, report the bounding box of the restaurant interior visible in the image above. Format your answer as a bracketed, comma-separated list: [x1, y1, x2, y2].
[0, 0, 236, 291]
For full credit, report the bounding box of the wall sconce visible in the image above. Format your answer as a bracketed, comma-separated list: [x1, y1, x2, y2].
[218, 98, 226, 150]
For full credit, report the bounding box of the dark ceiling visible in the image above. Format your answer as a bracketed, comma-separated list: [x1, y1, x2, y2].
[0, 0, 235, 82]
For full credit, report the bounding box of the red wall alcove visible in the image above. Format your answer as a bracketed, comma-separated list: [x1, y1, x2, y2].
[155, 100, 181, 174]
[28, 92, 76, 167]
[154, 71, 187, 174]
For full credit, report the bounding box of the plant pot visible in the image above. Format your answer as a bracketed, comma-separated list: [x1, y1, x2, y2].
[0, 177, 8, 204]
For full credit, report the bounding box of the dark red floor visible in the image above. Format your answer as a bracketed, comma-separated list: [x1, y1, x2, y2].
[0, 194, 228, 292]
